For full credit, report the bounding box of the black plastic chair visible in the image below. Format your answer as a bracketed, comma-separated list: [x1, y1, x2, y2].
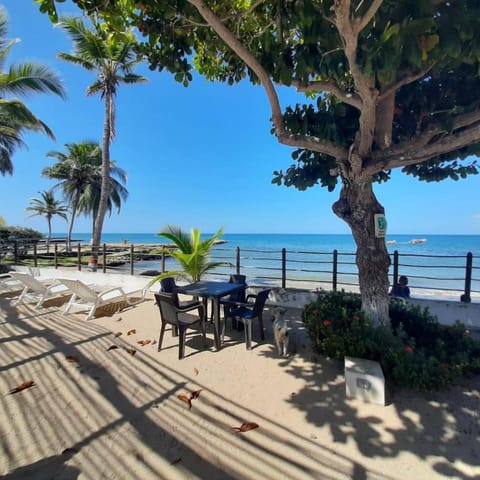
[160, 277, 202, 309]
[224, 289, 270, 350]
[211, 274, 247, 321]
[154, 292, 206, 359]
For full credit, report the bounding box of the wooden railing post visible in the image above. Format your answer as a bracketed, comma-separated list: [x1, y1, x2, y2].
[332, 249, 338, 291]
[33, 243, 38, 267]
[54, 243, 58, 269]
[281, 248, 286, 288]
[393, 250, 399, 286]
[161, 252, 166, 273]
[77, 243, 82, 271]
[130, 244, 134, 276]
[236, 247, 241, 275]
[103, 243, 107, 273]
[462, 252, 472, 303]
[13, 241, 18, 264]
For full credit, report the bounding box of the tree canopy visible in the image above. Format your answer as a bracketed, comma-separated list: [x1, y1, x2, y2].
[37, 0, 480, 322]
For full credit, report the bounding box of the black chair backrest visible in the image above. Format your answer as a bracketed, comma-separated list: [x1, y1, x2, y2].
[228, 274, 247, 303]
[253, 289, 270, 316]
[160, 277, 176, 293]
[154, 292, 179, 326]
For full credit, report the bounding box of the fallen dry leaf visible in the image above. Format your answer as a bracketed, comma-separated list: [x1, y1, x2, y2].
[127, 329, 136, 336]
[190, 390, 202, 400]
[107, 345, 119, 351]
[9, 380, 35, 394]
[114, 332, 122, 337]
[65, 356, 79, 363]
[177, 393, 192, 410]
[193, 368, 199, 376]
[170, 457, 181, 465]
[137, 339, 152, 347]
[232, 422, 259, 433]
[125, 348, 137, 356]
[116, 317, 122, 322]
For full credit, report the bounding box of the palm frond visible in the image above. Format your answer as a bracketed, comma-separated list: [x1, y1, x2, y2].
[4, 63, 66, 99]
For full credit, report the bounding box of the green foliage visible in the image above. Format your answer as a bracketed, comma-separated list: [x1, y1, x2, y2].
[0, 5, 65, 175]
[303, 291, 480, 391]
[0, 226, 43, 240]
[148, 225, 229, 285]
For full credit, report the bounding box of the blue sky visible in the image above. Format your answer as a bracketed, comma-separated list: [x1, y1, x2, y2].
[1, 1, 479, 236]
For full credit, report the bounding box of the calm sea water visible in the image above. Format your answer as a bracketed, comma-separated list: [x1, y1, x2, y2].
[63, 232, 480, 256]
[54, 233, 479, 298]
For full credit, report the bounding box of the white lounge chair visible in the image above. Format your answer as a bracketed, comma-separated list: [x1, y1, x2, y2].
[59, 278, 146, 320]
[9, 272, 70, 308]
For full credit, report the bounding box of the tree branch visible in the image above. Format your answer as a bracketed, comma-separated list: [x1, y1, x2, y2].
[383, 123, 480, 169]
[378, 64, 435, 102]
[291, 79, 362, 109]
[332, 0, 377, 157]
[187, 0, 347, 160]
[365, 109, 480, 174]
[354, 0, 383, 34]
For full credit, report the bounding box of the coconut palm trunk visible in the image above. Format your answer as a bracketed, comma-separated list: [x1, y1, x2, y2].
[90, 93, 112, 270]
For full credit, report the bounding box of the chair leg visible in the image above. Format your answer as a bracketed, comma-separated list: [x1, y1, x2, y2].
[201, 318, 207, 348]
[258, 314, 265, 340]
[172, 325, 178, 337]
[178, 325, 187, 359]
[245, 319, 252, 350]
[158, 321, 167, 352]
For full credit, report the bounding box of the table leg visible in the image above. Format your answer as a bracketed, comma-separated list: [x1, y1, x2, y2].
[213, 297, 222, 350]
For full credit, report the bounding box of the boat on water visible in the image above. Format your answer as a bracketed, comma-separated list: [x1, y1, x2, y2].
[386, 240, 397, 245]
[409, 238, 427, 244]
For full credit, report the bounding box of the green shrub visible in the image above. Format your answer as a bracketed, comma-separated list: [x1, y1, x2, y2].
[302, 291, 480, 391]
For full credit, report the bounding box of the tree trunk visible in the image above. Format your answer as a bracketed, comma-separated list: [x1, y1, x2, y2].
[90, 92, 113, 271]
[66, 193, 80, 253]
[46, 216, 52, 255]
[332, 178, 391, 325]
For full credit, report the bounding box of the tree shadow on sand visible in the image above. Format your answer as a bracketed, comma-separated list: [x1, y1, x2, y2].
[260, 307, 480, 479]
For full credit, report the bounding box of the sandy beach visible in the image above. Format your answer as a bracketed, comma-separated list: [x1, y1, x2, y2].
[1, 287, 479, 479]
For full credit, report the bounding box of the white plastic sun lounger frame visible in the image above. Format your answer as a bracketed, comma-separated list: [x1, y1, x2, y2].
[59, 278, 145, 320]
[9, 272, 70, 308]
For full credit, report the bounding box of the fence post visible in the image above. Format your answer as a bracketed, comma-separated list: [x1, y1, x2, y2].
[236, 247, 241, 275]
[13, 241, 18, 264]
[332, 249, 338, 291]
[103, 244, 107, 273]
[54, 243, 58, 269]
[161, 252, 165, 273]
[33, 243, 38, 267]
[462, 252, 472, 303]
[130, 244, 134, 276]
[281, 248, 286, 288]
[393, 250, 399, 286]
[77, 243, 82, 271]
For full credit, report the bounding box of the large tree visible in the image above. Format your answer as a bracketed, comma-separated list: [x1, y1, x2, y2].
[56, 16, 147, 269]
[39, 0, 480, 323]
[0, 6, 65, 175]
[42, 141, 128, 251]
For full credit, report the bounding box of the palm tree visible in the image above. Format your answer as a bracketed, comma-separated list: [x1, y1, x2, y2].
[42, 141, 128, 251]
[26, 189, 68, 253]
[150, 226, 228, 286]
[0, 7, 65, 175]
[57, 16, 147, 269]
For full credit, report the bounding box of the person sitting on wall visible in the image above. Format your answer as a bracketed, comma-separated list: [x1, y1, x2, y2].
[389, 275, 410, 298]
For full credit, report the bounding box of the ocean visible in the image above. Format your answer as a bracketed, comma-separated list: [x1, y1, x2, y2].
[57, 233, 479, 299]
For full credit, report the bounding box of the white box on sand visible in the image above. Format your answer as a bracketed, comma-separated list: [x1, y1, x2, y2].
[345, 356, 385, 406]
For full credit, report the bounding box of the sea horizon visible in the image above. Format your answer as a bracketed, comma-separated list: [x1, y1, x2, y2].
[50, 232, 479, 299]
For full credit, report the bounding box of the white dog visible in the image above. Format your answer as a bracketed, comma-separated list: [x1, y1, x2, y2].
[272, 307, 290, 357]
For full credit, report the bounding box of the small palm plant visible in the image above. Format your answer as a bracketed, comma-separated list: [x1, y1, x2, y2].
[150, 226, 229, 285]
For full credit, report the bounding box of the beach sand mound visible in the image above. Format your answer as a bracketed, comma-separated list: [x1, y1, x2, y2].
[1, 296, 479, 479]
